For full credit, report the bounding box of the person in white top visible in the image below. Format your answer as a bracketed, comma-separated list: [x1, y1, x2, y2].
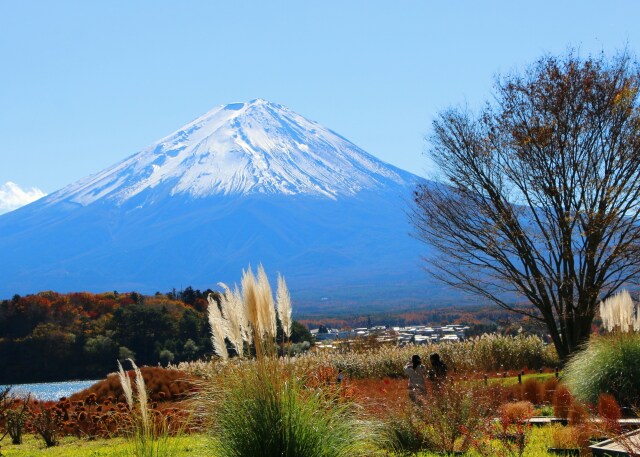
[404, 354, 427, 403]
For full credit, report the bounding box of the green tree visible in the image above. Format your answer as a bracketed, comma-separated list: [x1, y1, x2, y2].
[413, 51, 640, 361]
[158, 349, 175, 366]
[118, 346, 136, 362]
[84, 334, 117, 361]
[109, 305, 175, 364]
[182, 338, 199, 361]
[283, 321, 314, 344]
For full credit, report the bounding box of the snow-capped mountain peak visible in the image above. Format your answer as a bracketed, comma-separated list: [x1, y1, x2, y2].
[48, 99, 413, 206]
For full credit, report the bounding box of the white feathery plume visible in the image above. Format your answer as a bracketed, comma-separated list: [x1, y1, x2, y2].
[130, 359, 149, 435]
[117, 360, 134, 409]
[218, 282, 246, 357]
[600, 297, 612, 332]
[600, 289, 635, 332]
[617, 290, 634, 331]
[233, 284, 251, 343]
[256, 264, 277, 339]
[242, 267, 261, 340]
[207, 293, 229, 360]
[276, 273, 292, 338]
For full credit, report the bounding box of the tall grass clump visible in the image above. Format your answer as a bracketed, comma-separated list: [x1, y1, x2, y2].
[118, 359, 176, 457]
[205, 265, 379, 457]
[212, 360, 377, 457]
[564, 332, 640, 408]
[565, 290, 640, 408]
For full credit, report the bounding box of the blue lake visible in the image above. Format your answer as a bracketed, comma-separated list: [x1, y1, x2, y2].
[2, 380, 99, 401]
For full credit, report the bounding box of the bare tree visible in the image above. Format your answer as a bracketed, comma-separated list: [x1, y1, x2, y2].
[412, 52, 640, 361]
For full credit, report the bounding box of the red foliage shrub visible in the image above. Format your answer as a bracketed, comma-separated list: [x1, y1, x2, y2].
[28, 403, 64, 447]
[542, 377, 559, 404]
[553, 384, 573, 419]
[521, 379, 543, 405]
[487, 401, 534, 457]
[418, 379, 505, 453]
[568, 400, 588, 425]
[499, 401, 534, 423]
[598, 393, 622, 422]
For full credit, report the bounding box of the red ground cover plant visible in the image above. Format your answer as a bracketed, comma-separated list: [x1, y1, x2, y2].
[348, 377, 409, 418]
[0, 368, 200, 447]
[23, 396, 121, 443]
[20, 393, 195, 445]
[69, 367, 197, 404]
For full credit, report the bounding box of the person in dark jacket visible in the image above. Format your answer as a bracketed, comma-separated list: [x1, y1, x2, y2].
[404, 354, 427, 403]
[428, 352, 447, 388]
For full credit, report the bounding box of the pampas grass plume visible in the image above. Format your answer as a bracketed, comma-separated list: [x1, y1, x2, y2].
[117, 360, 134, 409]
[130, 359, 149, 434]
[276, 273, 292, 338]
[218, 282, 247, 357]
[212, 265, 294, 360]
[256, 264, 277, 339]
[233, 284, 250, 343]
[600, 289, 637, 332]
[242, 267, 260, 338]
[207, 293, 229, 360]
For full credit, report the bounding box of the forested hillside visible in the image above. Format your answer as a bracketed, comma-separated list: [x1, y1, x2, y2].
[0, 288, 313, 384]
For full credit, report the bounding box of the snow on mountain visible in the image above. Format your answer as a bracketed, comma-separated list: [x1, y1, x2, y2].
[46, 99, 413, 207]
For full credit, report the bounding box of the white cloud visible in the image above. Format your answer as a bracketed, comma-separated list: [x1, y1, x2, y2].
[0, 182, 46, 215]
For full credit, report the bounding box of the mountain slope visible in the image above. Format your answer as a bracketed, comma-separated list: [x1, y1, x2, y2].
[0, 100, 439, 310]
[45, 99, 413, 206]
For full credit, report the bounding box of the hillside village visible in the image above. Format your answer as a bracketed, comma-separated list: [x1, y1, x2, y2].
[311, 324, 470, 348]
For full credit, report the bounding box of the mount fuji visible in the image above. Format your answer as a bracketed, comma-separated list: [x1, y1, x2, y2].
[0, 99, 440, 311]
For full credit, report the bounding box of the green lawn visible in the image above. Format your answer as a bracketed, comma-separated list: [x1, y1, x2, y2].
[0, 434, 210, 457]
[0, 426, 582, 456]
[491, 372, 559, 385]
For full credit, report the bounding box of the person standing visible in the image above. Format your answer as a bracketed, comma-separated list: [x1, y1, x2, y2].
[428, 352, 447, 388]
[404, 354, 427, 403]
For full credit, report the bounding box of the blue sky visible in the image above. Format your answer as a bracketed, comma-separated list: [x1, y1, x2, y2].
[1, 1, 639, 200]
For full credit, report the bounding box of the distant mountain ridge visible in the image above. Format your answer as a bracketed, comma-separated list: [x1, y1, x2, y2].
[0, 100, 442, 310]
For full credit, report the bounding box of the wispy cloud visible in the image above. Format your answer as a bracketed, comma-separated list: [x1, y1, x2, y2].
[0, 182, 46, 215]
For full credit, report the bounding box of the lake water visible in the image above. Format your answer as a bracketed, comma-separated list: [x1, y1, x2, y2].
[1, 380, 99, 401]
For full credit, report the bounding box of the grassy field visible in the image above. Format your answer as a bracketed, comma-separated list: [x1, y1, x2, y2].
[0, 434, 209, 457]
[0, 426, 577, 456]
[493, 372, 559, 385]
